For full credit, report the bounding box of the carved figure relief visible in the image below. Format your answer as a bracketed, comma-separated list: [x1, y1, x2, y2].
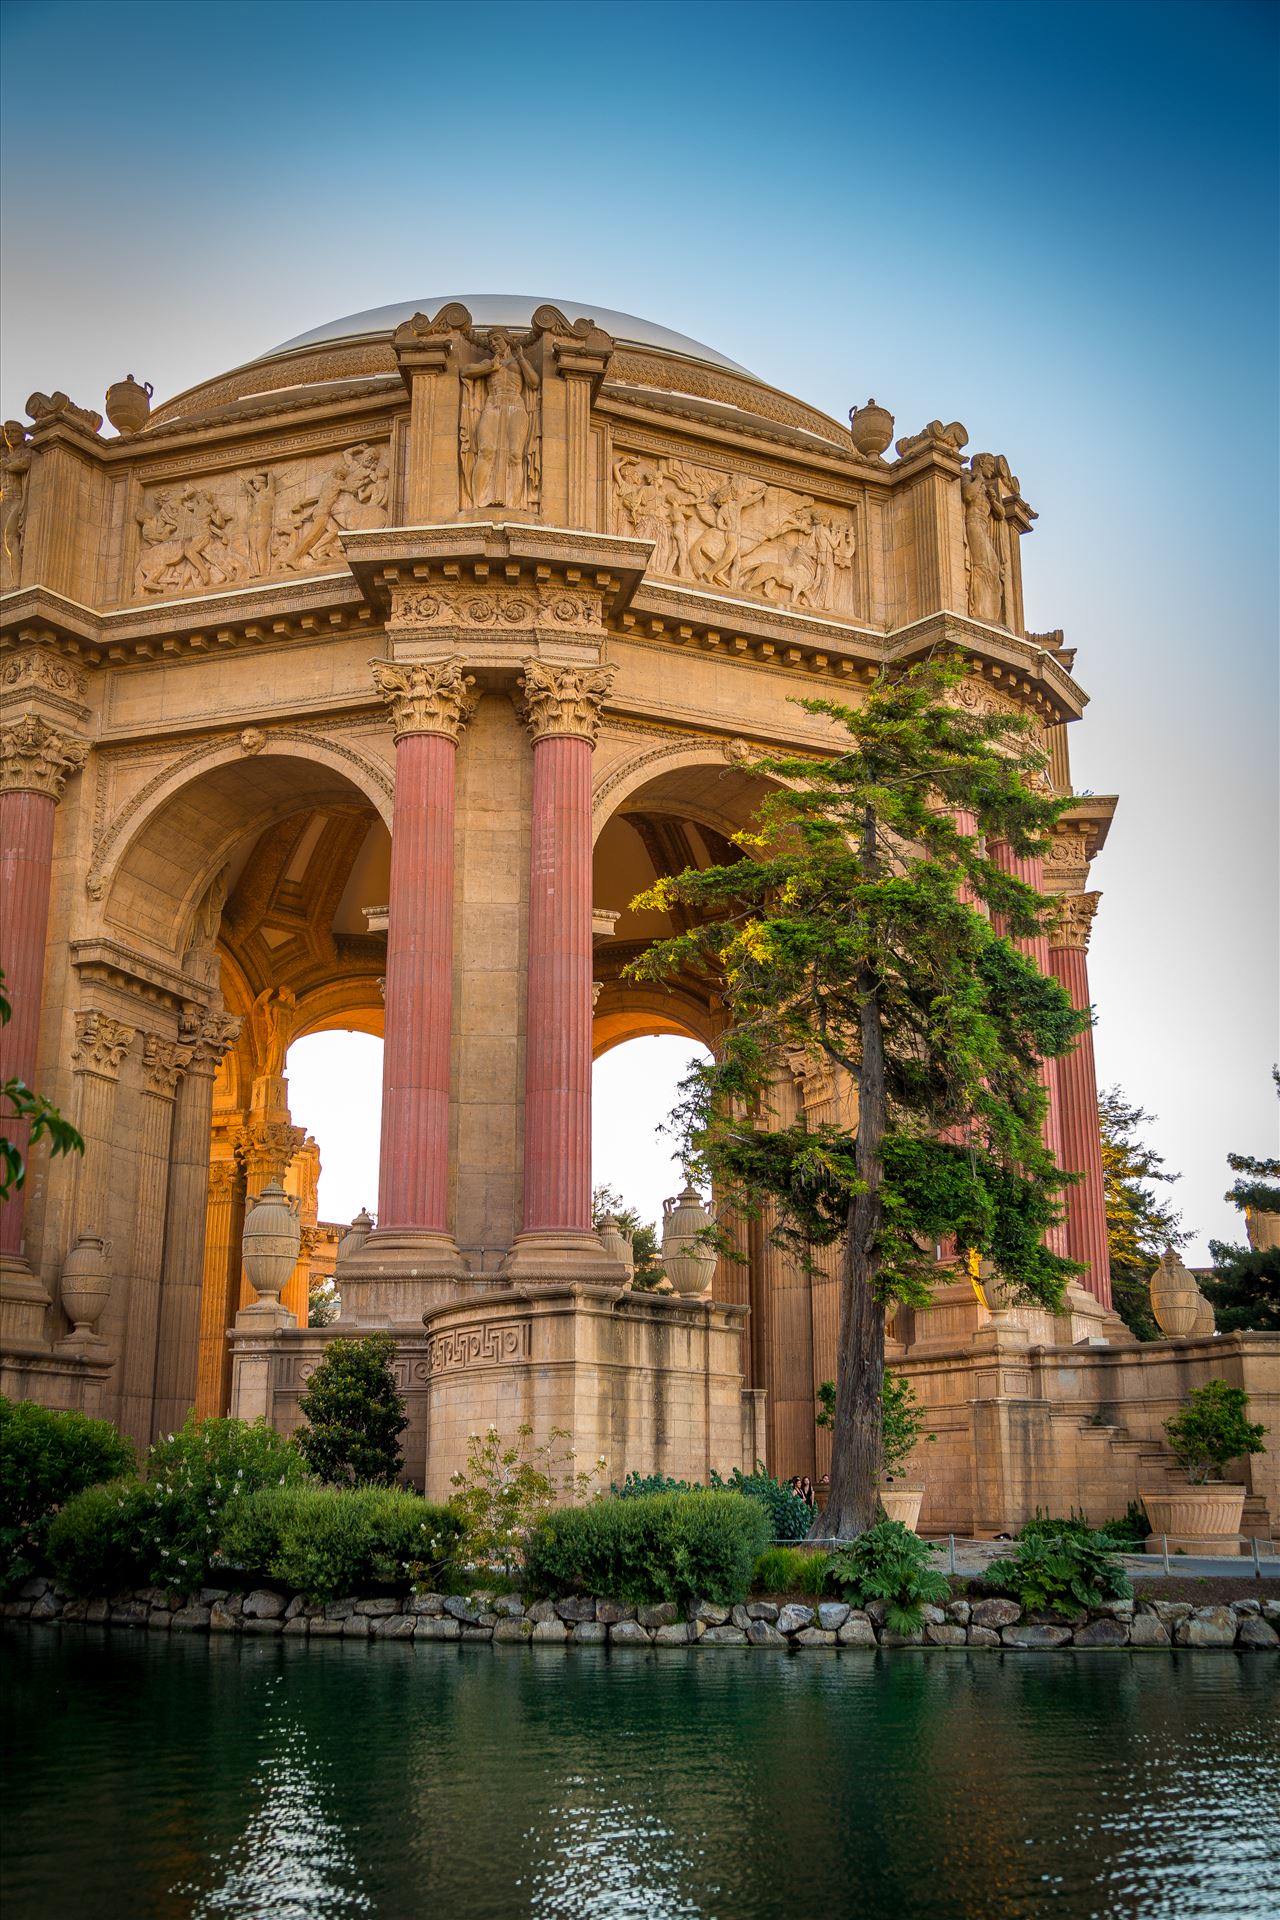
[370, 657, 478, 741]
[613, 453, 858, 617]
[247, 986, 298, 1080]
[460, 331, 541, 512]
[961, 452, 1019, 627]
[1, 421, 31, 589]
[132, 442, 389, 598]
[519, 659, 616, 744]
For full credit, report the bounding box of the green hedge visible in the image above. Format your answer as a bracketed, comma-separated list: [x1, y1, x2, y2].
[46, 1480, 152, 1596]
[0, 1397, 135, 1594]
[219, 1484, 463, 1601]
[612, 1466, 812, 1543]
[526, 1491, 769, 1608]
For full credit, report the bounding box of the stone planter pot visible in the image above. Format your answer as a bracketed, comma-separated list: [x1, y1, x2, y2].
[1142, 1483, 1246, 1556]
[59, 1232, 112, 1338]
[105, 375, 152, 435]
[878, 1485, 924, 1530]
[661, 1184, 717, 1298]
[242, 1179, 301, 1306]
[1149, 1249, 1200, 1337]
[849, 399, 895, 459]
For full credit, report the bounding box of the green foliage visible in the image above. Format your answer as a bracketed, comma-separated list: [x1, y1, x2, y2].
[815, 1381, 836, 1430]
[448, 1423, 606, 1577]
[296, 1331, 407, 1485]
[612, 1465, 812, 1542]
[307, 1277, 340, 1328]
[879, 1370, 936, 1480]
[0, 1397, 134, 1593]
[1162, 1379, 1267, 1484]
[1203, 1116, 1280, 1332]
[823, 1518, 950, 1634]
[1097, 1086, 1187, 1340]
[46, 1480, 152, 1596]
[986, 1529, 1133, 1615]
[135, 1414, 308, 1587]
[219, 1484, 462, 1601]
[0, 970, 83, 1203]
[752, 1545, 827, 1596]
[592, 1182, 665, 1288]
[526, 1490, 769, 1608]
[1018, 1506, 1147, 1549]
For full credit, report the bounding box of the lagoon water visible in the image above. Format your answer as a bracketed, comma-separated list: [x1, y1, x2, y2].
[3, 1629, 1277, 1920]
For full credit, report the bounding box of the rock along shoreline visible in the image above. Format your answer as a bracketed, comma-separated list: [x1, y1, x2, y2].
[4, 1580, 1279, 1650]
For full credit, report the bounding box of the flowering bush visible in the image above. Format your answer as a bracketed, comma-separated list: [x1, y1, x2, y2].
[133, 1415, 308, 1588]
[447, 1424, 607, 1579]
[0, 1396, 135, 1593]
[219, 1484, 462, 1601]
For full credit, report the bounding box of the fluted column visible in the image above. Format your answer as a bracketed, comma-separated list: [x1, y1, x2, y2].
[55, 1010, 136, 1359]
[155, 1011, 239, 1433]
[117, 1034, 192, 1444]
[196, 1152, 243, 1417]
[0, 715, 88, 1336]
[989, 839, 1069, 1256]
[505, 660, 623, 1279]
[1050, 893, 1111, 1307]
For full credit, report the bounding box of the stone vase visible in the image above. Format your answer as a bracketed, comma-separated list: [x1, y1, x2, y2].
[59, 1231, 112, 1340]
[1149, 1249, 1200, 1337]
[849, 399, 895, 459]
[878, 1485, 925, 1530]
[105, 375, 153, 435]
[1141, 1484, 1246, 1556]
[596, 1214, 634, 1287]
[336, 1207, 374, 1267]
[242, 1179, 301, 1308]
[661, 1184, 717, 1298]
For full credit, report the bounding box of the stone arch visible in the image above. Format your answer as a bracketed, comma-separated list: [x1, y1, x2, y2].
[592, 736, 773, 845]
[592, 984, 718, 1059]
[95, 735, 392, 961]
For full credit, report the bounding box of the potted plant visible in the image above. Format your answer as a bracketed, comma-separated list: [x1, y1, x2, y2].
[1142, 1379, 1266, 1555]
[817, 1369, 935, 1530]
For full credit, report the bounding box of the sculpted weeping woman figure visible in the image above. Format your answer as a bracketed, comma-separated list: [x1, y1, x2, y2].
[961, 452, 1008, 625]
[460, 330, 541, 511]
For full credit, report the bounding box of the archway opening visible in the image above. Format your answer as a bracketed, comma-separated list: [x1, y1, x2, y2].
[592, 1033, 712, 1250]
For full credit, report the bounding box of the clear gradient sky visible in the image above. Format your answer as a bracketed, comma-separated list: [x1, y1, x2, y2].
[2, 0, 1276, 1256]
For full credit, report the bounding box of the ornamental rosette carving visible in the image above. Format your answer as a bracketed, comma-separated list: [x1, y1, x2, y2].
[1051, 890, 1101, 952]
[370, 657, 477, 741]
[141, 1034, 193, 1098]
[0, 712, 89, 798]
[518, 659, 616, 744]
[0, 650, 87, 704]
[71, 1010, 136, 1078]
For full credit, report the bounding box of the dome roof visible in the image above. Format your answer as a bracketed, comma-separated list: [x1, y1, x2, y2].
[261, 295, 752, 377]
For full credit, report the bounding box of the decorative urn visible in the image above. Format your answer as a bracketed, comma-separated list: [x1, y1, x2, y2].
[241, 1179, 302, 1307]
[849, 398, 895, 459]
[59, 1231, 112, 1341]
[596, 1214, 635, 1286]
[1149, 1248, 1200, 1338]
[104, 375, 153, 436]
[336, 1207, 374, 1267]
[661, 1184, 717, 1298]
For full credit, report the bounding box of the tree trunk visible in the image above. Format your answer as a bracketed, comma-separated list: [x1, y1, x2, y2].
[812, 804, 887, 1541]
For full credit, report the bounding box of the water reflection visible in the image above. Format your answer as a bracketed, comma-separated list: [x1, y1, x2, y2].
[2, 1633, 1277, 1920]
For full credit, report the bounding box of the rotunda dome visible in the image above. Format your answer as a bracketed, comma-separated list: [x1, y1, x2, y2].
[259, 296, 751, 376]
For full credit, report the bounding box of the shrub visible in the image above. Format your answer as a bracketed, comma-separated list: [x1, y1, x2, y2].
[0, 1397, 134, 1592]
[219, 1484, 462, 1601]
[613, 1466, 812, 1543]
[449, 1424, 606, 1577]
[296, 1332, 407, 1485]
[526, 1490, 769, 1608]
[752, 1544, 826, 1596]
[985, 1529, 1133, 1615]
[46, 1480, 151, 1596]
[612, 1471, 692, 1498]
[137, 1414, 307, 1588]
[824, 1519, 950, 1634]
[1162, 1378, 1267, 1485]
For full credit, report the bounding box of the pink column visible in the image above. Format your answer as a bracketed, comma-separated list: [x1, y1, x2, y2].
[990, 840, 1069, 1257]
[0, 787, 56, 1261]
[378, 727, 458, 1232]
[522, 731, 594, 1233]
[1050, 895, 1111, 1307]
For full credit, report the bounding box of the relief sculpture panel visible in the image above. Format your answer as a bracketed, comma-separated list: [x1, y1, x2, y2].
[613, 450, 859, 618]
[131, 441, 389, 599]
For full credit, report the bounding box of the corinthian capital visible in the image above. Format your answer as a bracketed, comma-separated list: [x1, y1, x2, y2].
[1, 712, 89, 799]
[1052, 890, 1101, 952]
[182, 1009, 242, 1074]
[142, 1034, 194, 1098]
[370, 657, 477, 741]
[71, 1010, 136, 1078]
[518, 659, 616, 744]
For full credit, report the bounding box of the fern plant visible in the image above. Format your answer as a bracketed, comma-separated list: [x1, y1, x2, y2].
[823, 1518, 949, 1633]
[985, 1529, 1132, 1615]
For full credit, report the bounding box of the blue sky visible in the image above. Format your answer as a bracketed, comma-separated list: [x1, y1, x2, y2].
[2, 0, 1276, 1252]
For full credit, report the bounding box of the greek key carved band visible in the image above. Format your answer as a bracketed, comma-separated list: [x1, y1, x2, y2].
[423, 1320, 533, 1374]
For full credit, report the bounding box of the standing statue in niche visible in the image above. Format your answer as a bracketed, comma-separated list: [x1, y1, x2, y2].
[249, 985, 298, 1081]
[961, 453, 1009, 625]
[460, 331, 541, 512]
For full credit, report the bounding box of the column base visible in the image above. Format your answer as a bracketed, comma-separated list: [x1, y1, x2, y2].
[500, 1229, 630, 1286]
[336, 1227, 470, 1325]
[0, 1252, 53, 1355]
[234, 1301, 297, 1331]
